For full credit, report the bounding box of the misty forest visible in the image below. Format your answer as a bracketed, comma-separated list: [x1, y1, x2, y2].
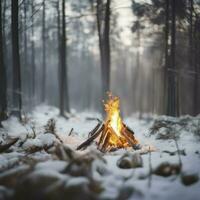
[0, 0, 200, 200]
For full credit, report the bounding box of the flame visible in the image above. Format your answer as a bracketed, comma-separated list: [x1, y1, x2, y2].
[77, 92, 139, 152]
[104, 93, 123, 138]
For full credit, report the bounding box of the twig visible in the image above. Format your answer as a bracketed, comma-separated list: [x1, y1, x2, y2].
[85, 117, 102, 123]
[53, 133, 63, 144]
[174, 136, 182, 168]
[68, 128, 73, 136]
[148, 146, 152, 188]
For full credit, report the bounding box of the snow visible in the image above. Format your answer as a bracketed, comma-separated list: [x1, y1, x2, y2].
[35, 160, 68, 172]
[0, 105, 200, 199]
[2, 117, 29, 139]
[22, 133, 56, 150]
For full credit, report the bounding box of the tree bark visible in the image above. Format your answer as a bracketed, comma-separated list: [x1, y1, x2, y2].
[2, 0, 7, 67]
[31, 0, 36, 100]
[23, 0, 27, 70]
[0, 0, 7, 126]
[59, 0, 70, 116]
[189, 0, 193, 69]
[164, 0, 169, 114]
[11, 0, 22, 119]
[193, 16, 200, 115]
[167, 0, 179, 116]
[42, 0, 46, 102]
[96, 0, 111, 102]
[57, 0, 61, 95]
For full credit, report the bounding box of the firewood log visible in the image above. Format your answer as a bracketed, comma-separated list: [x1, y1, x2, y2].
[76, 124, 104, 150]
[97, 126, 108, 146]
[124, 129, 138, 145]
[98, 129, 109, 151]
[101, 131, 111, 152]
[88, 121, 102, 138]
[123, 123, 135, 135]
[109, 126, 124, 147]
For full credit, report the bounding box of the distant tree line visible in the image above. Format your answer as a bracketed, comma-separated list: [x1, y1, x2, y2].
[0, 0, 200, 126]
[131, 0, 200, 116]
[0, 0, 112, 125]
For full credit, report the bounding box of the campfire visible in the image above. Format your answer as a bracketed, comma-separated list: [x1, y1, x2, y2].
[77, 93, 140, 152]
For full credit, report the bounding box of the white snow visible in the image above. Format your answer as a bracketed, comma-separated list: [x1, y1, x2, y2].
[0, 105, 200, 199]
[35, 160, 68, 172]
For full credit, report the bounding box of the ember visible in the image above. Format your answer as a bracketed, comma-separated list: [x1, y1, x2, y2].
[77, 93, 140, 152]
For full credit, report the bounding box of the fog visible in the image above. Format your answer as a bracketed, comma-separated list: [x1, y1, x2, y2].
[1, 0, 200, 120]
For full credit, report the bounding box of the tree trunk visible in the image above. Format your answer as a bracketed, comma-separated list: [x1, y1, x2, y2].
[23, 1, 27, 70]
[167, 0, 179, 116]
[42, 0, 46, 102]
[193, 16, 200, 115]
[57, 0, 61, 94]
[23, 0, 31, 106]
[2, 0, 7, 68]
[59, 0, 70, 116]
[31, 0, 36, 100]
[11, 0, 22, 119]
[189, 0, 193, 69]
[0, 0, 7, 126]
[96, 0, 111, 102]
[163, 0, 169, 114]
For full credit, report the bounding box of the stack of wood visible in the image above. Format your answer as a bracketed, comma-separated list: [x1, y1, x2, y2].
[77, 120, 139, 152]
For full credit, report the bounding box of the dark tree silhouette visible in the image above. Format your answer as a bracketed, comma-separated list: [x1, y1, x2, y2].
[11, 0, 22, 119]
[0, 0, 7, 126]
[59, 0, 70, 116]
[42, 0, 46, 102]
[31, 0, 36, 99]
[193, 15, 200, 115]
[163, 0, 169, 113]
[167, 0, 179, 116]
[96, 0, 111, 101]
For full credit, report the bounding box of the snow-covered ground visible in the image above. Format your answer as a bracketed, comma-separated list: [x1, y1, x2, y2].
[0, 105, 200, 200]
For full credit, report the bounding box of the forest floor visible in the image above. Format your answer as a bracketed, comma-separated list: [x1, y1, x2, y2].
[0, 105, 200, 200]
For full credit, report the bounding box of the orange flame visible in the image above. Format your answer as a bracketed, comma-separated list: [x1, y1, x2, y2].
[104, 92, 123, 138]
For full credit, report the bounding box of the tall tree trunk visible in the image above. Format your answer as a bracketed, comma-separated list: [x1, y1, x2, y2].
[189, 0, 198, 116]
[59, 0, 69, 116]
[193, 16, 200, 115]
[0, 0, 7, 126]
[31, 0, 36, 100]
[96, 0, 111, 102]
[57, 0, 61, 110]
[167, 0, 179, 116]
[164, 0, 169, 114]
[23, 0, 30, 106]
[2, 0, 7, 68]
[57, 0, 61, 86]
[42, 0, 46, 102]
[189, 0, 193, 69]
[11, 0, 22, 119]
[23, 0, 27, 69]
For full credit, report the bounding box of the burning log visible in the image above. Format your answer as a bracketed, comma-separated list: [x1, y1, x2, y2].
[77, 93, 140, 152]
